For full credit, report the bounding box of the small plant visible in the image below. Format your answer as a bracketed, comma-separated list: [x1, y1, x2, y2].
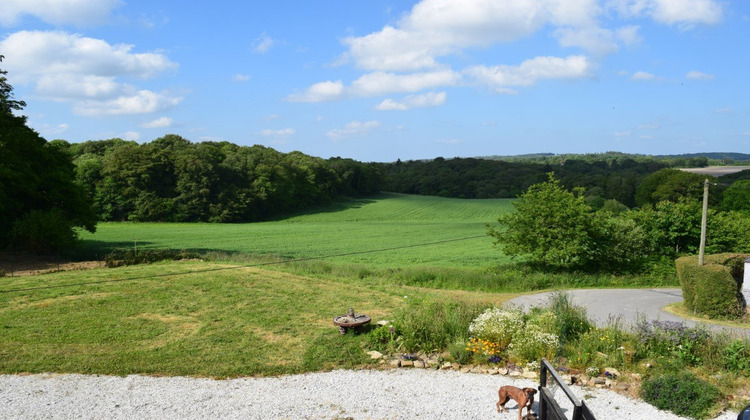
[468, 307, 523, 349]
[392, 299, 484, 352]
[507, 324, 558, 364]
[367, 324, 401, 354]
[448, 340, 473, 365]
[586, 366, 600, 377]
[465, 337, 502, 356]
[105, 249, 200, 267]
[723, 339, 750, 374]
[641, 371, 721, 419]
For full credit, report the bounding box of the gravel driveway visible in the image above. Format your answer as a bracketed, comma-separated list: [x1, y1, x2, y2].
[0, 370, 742, 420]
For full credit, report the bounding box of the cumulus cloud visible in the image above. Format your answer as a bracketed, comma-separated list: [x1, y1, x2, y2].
[122, 131, 140, 141]
[140, 116, 173, 128]
[465, 55, 593, 92]
[327, 120, 381, 140]
[0, 0, 123, 27]
[609, 0, 722, 26]
[686, 70, 715, 80]
[0, 30, 181, 115]
[631, 71, 655, 81]
[375, 91, 447, 110]
[233, 73, 251, 82]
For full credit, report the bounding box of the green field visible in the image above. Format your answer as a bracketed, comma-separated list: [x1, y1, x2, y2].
[78, 193, 516, 269]
[0, 260, 512, 376]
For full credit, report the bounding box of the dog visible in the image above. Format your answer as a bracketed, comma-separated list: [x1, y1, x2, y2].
[496, 385, 537, 420]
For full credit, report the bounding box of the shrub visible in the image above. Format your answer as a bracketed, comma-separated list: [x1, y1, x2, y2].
[723, 339, 750, 374]
[641, 371, 721, 419]
[675, 254, 745, 319]
[507, 324, 558, 364]
[105, 249, 200, 267]
[449, 340, 473, 364]
[546, 292, 593, 347]
[392, 299, 484, 353]
[633, 319, 708, 365]
[9, 209, 78, 254]
[367, 324, 401, 354]
[468, 307, 524, 349]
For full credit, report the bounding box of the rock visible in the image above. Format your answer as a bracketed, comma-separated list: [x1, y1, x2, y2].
[376, 320, 391, 326]
[522, 370, 538, 379]
[367, 351, 383, 360]
[509, 370, 522, 377]
[497, 367, 509, 376]
[389, 359, 401, 368]
[593, 377, 606, 385]
[604, 367, 620, 377]
[441, 362, 453, 370]
[561, 375, 574, 385]
[460, 366, 472, 373]
[414, 360, 425, 369]
[489, 369, 499, 375]
[605, 379, 612, 387]
[401, 360, 414, 367]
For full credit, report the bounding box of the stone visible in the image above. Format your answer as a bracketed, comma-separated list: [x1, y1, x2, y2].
[522, 370, 538, 379]
[376, 320, 391, 326]
[605, 379, 612, 387]
[497, 367, 509, 375]
[562, 375, 574, 385]
[460, 366, 472, 373]
[593, 377, 606, 385]
[604, 367, 620, 377]
[509, 370, 522, 377]
[489, 369, 499, 375]
[441, 362, 453, 370]
[367, 351, 383, 360]
[401, 360, 414, 367]
[389, 359, 401, 368]
[414, 360, 425, 369]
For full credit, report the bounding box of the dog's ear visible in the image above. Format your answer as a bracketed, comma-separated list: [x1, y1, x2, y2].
[525, 388, 538, 394]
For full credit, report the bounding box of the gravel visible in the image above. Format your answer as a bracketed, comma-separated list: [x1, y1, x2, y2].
[0, 370, 740, 420]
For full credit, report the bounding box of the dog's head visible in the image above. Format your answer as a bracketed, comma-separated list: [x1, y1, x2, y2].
[523, 387, 538, 397]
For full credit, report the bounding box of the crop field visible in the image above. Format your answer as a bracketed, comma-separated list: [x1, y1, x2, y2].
[78, 193, 516, 269]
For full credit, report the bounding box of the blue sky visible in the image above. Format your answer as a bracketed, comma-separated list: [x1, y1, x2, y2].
[1, 0, 748, 162]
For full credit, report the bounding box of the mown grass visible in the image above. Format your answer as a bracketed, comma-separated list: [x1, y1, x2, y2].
[0, 261, 512, 377]
[76, 193, 515, 269]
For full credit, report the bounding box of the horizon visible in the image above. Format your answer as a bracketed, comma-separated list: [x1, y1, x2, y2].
[2, 0, 748, 162]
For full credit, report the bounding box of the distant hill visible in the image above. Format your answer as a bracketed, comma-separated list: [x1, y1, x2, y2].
[480, 151, 750, 164]
[653, 152, 750, 161]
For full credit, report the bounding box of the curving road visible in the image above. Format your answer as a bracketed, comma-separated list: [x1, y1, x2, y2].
[505, 288, 750, 339]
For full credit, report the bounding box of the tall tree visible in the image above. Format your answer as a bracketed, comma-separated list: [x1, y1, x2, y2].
[0, 56, 97, 253]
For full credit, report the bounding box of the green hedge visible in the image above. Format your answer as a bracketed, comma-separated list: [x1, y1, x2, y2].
[676, 253, 746, 319]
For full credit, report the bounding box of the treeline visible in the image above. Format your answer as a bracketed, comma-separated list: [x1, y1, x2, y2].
[377, 157, 665, 207]
[54, 135, 381, 223]
[482, 151, 750, 166]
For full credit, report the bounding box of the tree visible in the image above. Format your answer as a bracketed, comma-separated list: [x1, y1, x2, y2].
[721, 180, 750, 213]
[0, 56, 96, 253]
[635, 168, 714, 206]
[488, 173, 593, 268]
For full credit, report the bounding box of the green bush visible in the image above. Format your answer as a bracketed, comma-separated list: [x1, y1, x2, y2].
[9, 209, 78, 254]
[367, 324, 402, 354]
[105, 249, 200, 267]
[392, 299, 485, 353]
[641, 371, 721, 419]
[468, 307, 524, 349]
[723, 339, 750, 374]
[546, 292, 593, 347]
[676, 254, 745, 319]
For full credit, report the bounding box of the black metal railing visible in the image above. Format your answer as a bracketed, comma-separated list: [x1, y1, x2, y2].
[538, 358, 597, 420]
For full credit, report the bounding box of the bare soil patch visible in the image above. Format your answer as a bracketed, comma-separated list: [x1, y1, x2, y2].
[679, 166, 750, 177]
[0, 253, 103, 277]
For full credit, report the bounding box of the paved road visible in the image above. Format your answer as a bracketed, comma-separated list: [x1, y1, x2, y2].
[506, 288, 750, 338]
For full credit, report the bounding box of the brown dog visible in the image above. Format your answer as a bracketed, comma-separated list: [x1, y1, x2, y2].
[496, 385, 537, 420]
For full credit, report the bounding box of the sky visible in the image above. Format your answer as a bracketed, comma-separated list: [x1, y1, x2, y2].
[1, 0, 748, 162]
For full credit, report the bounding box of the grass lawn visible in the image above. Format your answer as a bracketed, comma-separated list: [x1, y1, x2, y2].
[0, 260, 514, 377]
[76, 193, 515, 269]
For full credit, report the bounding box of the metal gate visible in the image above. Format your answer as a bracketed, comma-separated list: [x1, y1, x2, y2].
[538, 358, 597, 420]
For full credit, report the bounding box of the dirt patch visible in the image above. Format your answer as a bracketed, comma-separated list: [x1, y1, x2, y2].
[0, 253, 104, 277]
[679, 166, 750, 177]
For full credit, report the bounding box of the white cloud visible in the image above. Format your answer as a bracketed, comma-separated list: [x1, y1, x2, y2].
[0, 0, 123, 26]
[631, 70, 655, 81]
[686, 70, 715, 80]
[253, 33, 275, 53]
[233, 73, 251, 82]
[616, 25, 642, 46]
[256, 128, 295, 137]
[638, 123, 660, 129]
[465, 55, 593, 92]
[32, 122, 69, 136]
[327, 120, 381, 140]
[140, 116, 173, 128]
[0, 30, 180, 115]
[609, 0, 722, 26]
[375, 91, 447, 110]
[554, 26, 618, 55]
[614, 131, 631, 137]
[289, 71, 459, 102]
[287, 80, 345, 102]
[122, 131, 140, 141]
[75, 90, 182, 116]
